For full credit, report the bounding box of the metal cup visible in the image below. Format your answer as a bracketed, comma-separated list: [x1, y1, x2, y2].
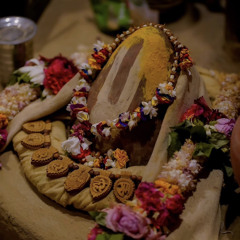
[0, 16, 37, 87]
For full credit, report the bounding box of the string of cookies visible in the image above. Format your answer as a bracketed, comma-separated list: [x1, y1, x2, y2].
[21, 120, 142, 203]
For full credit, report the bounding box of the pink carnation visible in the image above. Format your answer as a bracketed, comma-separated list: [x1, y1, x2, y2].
[146, 228, 166, 240]
[0, 129, 8, 149]
[165, 194, 184, 214]
[215, 118, 235, 136]
[104, 204, 150, 239]
[135, 182, 164, 213]
[87, 225, 103, 240]
[41, 55, 78, 95]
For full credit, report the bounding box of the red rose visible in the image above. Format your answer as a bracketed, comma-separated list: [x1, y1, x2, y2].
[41, 56, 78, 95]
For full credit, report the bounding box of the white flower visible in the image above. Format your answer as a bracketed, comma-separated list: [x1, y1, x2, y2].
[77, 111, 89, 122]
[62, 136, 81, 155]
[93, 40, 105, 51]
[42, 88, 53, 98]
[105, 158, 116, 168]
[70, 52, 88, 69]
[81, 138, 92, 150]
[107, 149, 114, 158]
[188, 160, 201, 174]
[141, 101, 158, 119]
[119, 112, 130, 122]
[158, 82, 176, 97]
[128, 112, 138, 130]
[204, 124, 216, 136]
[102, 127, 111, 137]
[84, 154, 95, 167]
[75, 79, 91, 92]
[71, 96, 87, 106]
[18, 58, 45, 85]
[66, 104, 71, 112]
[91, 123, 100, 137]
[151, 96, 158, 106]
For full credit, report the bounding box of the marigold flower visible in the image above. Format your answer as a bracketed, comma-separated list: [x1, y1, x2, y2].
[113, 148, 129, 168]
[0, 114, 8, 129]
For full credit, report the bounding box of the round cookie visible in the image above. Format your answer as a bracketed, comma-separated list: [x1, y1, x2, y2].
[31, 148, 54, 166]
[47, 160, 70, 178]
[64, 168, 91, 194]
[22, 121, 46, 134]
[21, 133, 45, 150]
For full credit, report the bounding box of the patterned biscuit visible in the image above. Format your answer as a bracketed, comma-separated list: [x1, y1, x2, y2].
[46, 159, 69, 178]
[21, 133, 45, 150]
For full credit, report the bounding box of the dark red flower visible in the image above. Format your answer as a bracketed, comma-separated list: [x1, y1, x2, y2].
[180, 96, 225, 123]
[41, 55, 78, 95]
[135, 182, 164, 213]
[165, 194, 184, 214]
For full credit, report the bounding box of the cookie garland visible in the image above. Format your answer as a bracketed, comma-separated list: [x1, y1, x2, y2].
[21, 120, 142, 203]
[21, 120, 52, 150]
[62, 23, 194, 169]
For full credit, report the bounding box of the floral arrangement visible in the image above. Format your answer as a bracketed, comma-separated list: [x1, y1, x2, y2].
[0, 55, 79, 153]
[62, 24, 193, 170]
[87, 96, 236, 239]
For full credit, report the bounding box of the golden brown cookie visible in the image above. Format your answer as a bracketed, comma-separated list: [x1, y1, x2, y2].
[90, 171, 112, 201]
[113, 174, 135, 203]
[22, 121, 46, 134]
[46, 160, 69, 178]
[21, 133, 45, 150]
[31, 148, 54, 166]
[64, 167, 91, 194]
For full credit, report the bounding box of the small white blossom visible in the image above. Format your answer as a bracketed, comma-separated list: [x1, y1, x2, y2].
[142, 101, 158, 119]
[62, 136, 81, 155]
[105, 159, 116, 168]
[75, 79, 91, 92]
[102, 127, 111, 137]
[93, 40, 105, 51]
[119, 112, 130, 122]
[77, 111, 89, 122]
[81, 138, 92, 150]
[18, 58, 45, 85]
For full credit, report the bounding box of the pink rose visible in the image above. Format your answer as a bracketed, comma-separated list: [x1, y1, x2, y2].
[215, 118, 235, 136]
[104, 204, 150, 239]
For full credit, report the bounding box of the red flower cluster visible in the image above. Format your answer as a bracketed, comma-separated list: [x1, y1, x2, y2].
[135, 182, 184, 229]
[41, 56, 78, 95]
[180, 97, 225, 123]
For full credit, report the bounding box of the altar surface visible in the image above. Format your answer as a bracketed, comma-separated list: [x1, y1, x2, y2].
[1, 0, 240, 239]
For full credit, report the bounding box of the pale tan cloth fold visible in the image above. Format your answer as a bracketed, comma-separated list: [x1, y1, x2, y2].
[1, 73, 81, 152]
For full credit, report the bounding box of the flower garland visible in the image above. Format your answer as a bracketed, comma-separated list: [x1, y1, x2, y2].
[88, 96, 237, 240]
[62, 23, 193, 169]
[0, 55, 79, 155]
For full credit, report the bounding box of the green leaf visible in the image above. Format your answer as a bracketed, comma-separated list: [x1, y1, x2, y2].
[89, 211, 100, 219]
[190, 125, 207, 142]
[193, 118, 204, 126]
[88, 211, 107, 226]
[167, 131, 182, 158]
[96, 233, 124, 240]
[193, 142, 214, 158]
[225, 166, 233, 177]
[95, 212, 107, 226]
[209, 132, 229, 149]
